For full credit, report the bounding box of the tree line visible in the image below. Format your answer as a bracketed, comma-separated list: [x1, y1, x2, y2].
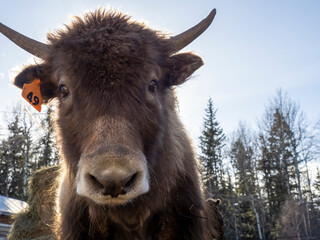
[0, 104, 58, 200]
[200, 90, 320, 240]
[0, 89, 319, 239]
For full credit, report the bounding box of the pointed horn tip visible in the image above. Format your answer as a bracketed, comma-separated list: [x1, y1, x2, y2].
[208, 9, 217, 21]
[170, 8, 217, 52]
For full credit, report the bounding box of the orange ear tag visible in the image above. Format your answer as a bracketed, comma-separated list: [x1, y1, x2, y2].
[22, 78, 43, 112]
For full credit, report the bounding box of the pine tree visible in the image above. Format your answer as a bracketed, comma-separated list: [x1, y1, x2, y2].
[258, 108, 297, 238]
[199, 98, 226, 199]
[258, 90, 313, 238]
[222, 168, 239, 240]
[230, 123, 263, 240]
[0, 104, 37, 199]
[20, 110, 36, 198]
[309, 167, 320, 237]
[0, 139, 10, 195]
[313, 167, 320, 210]
[2, 114, 26, 199]
[37, 107, 59, 168]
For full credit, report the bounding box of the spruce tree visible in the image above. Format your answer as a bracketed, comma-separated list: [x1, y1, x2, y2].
[258, 108, 296, 238]
[223, 168, 240, 240]
[0, 104, 36, 199]
[230, 123, 263, 240]
[199, 98, 226, 198]
[2, 114, 26, 199]
[313, 167, 320, 210]
[37, 107, 59, 168]
[258, 90, 313, 238]
[0, 139, 10, 196]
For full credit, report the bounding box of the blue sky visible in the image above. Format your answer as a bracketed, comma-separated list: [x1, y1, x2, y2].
[1, 0, 320, 148]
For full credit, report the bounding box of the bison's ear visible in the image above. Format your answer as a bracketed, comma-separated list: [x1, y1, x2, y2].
[206, 198, 221, 206]
[14, 65, 58, 103]
[166, 52, 203, 86]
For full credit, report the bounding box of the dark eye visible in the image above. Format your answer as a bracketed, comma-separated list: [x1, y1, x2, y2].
[148, 79, 158, 94]
[59, 84, 69, 97]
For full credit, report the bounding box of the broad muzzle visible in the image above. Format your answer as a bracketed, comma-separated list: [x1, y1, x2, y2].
[76, 145, 149, 205]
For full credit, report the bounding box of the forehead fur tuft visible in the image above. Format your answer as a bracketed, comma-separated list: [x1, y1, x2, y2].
[47, 8, 170, 56]
[46, 9, 171, 95]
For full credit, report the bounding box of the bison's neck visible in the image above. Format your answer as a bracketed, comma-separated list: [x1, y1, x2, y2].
[107, 204, 151, 234]
[106, 205, 176, 240]
[104, 189, 206, 240]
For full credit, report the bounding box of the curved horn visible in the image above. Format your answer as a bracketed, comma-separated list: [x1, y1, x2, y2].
[0, 22, 49, 59]
[170, 9, 216, 52]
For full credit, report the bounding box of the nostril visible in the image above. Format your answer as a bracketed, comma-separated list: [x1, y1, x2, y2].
[88, 174, 104, 189]
[124, 173, 137, 191]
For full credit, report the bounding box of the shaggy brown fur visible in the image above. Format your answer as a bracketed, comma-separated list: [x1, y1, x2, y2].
[13, 9, 223, 240]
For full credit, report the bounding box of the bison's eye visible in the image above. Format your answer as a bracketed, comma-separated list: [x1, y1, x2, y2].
[59, 84, 69, 98]
[148, 79, 158, 94]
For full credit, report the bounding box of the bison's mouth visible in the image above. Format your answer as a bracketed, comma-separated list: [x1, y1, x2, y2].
[87, 194, 142, 206]
[77, 169, 149, 206]
[75, 146, 150, 206]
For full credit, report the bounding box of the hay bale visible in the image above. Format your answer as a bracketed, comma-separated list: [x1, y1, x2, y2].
[8, 166, 60, 240]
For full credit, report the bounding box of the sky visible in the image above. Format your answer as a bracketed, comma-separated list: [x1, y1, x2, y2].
[0, 0, 320, 151]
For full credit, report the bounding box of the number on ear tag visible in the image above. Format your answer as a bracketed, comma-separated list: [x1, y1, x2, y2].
[22, 78, 43, 112]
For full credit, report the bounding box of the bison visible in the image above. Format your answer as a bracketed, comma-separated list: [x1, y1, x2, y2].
[0, 8, 223, 240]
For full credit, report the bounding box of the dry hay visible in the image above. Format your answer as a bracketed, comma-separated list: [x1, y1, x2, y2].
[8, 166, 60, 240]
